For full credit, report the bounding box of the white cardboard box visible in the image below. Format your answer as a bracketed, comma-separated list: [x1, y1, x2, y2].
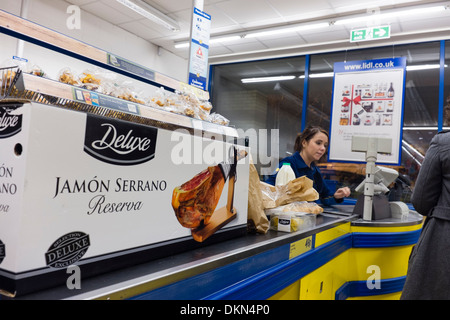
[0, 101, 249, 296]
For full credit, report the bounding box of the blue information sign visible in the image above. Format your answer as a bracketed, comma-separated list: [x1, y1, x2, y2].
[188, 7, 211, 91]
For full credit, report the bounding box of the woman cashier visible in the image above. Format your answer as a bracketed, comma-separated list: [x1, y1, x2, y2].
[265, 126, 351, 206]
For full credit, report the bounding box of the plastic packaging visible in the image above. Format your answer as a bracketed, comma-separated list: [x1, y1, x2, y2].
[58, 67, 80, 86]
[269, 212, 316, 232]
[264, 201, 323, 216]
[275, 163, 296, 186]
[78, 69, 101, 91]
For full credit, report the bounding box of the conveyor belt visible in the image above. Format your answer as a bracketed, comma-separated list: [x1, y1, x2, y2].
[7, 213, 357, 300]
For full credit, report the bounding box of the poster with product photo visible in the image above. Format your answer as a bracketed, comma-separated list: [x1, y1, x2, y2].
[328, 57, 406, 165]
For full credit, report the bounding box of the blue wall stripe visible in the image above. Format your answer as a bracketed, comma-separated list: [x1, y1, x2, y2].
[335, 276, 406, 300]
[352, 229, 421, 248]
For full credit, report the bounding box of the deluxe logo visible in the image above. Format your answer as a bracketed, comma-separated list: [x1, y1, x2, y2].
[84, 115, 157, 166]
[0, 240, 5, 264]
[45, 231, 90, 268]
[0, 108, 22, 139]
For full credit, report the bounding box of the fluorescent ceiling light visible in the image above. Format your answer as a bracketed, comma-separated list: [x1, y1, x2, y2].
[174, 42, 189, 49]
[241, 75, 296, 83]
[295, 64, 447, 79]
[334, 0, 425, 14]
[175, 4, 448, 50]
[210, 35, 241, 44]
[403, 126, 449, 130]
[209, 36, 241, 43]
[175, 21, 329, 49]
[406, 64, 448, 71]
[310, 72, 334, 78]
[246, 22, 329, 38]
[299, 72, 334, 78]
[335, 5, 446, 25]
[116, 0, 180, 32]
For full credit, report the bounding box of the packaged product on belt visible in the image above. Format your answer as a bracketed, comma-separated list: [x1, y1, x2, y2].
[269, 211, 316, 233]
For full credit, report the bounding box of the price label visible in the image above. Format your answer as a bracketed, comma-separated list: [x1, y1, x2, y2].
[289, 236, 313, 259]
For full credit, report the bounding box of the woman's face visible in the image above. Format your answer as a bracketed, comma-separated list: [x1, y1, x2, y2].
[302, 132, 328, 163]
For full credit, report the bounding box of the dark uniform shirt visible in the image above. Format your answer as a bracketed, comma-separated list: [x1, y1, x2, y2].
[265, 151, 341, 206]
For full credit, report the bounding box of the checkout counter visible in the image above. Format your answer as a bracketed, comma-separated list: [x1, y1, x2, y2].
[3, 205, 422, 300]
[0, 10, 423, 300]
[0, 88, 423, 300]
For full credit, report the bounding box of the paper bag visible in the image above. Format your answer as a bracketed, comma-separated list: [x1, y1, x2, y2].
[247, 161, 269, 234]
[260, 176, 319, 209]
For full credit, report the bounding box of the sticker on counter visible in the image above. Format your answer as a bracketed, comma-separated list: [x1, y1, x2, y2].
[0, 107, 22, 139]
[45, 232, 90, 268]
[289, 236, 313, 260]
[83, 114, 158, 166]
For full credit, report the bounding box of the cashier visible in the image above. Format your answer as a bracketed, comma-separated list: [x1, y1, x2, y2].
[265, 125, 351, 206]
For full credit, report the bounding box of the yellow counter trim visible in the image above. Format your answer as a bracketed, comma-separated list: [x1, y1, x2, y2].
[351, 222, 423, 234]
[315, 222, 351, 248]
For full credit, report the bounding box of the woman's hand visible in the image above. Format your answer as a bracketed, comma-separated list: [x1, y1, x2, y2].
[334, 187, 351, 199]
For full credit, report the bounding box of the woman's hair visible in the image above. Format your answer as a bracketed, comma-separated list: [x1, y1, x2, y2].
[444, 95, 450, 126]
[294, 125, 329, 152]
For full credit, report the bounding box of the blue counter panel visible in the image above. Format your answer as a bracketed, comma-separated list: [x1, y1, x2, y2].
[205, 234, 352, 300]
[131, 234, 352, 300]
[130, 242, 293, 300]
[129, 229, 420, 300]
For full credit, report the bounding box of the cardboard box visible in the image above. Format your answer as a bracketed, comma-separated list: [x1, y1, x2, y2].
[0, 101, 249, 296]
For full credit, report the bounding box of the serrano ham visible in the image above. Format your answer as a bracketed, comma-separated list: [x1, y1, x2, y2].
[172, 148, 247, 229]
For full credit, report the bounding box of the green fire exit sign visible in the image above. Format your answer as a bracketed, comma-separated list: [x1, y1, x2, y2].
[350, 26, 390, 42]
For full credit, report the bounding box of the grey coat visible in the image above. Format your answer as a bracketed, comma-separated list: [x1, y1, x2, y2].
[401, 131, 450, 300]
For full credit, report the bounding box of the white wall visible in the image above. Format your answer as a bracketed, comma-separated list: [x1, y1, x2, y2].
[0, 0, 188, 90]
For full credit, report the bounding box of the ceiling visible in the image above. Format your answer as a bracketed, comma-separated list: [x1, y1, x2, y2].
[65, 0, 450, 64]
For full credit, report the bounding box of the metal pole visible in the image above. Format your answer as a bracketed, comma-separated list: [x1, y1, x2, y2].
[363, 137, 378, 221]
[15, 0, 29, 58]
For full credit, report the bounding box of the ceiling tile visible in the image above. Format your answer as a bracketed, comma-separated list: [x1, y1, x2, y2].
[82, 1, 137, 24]
[267, 0, 335, 18]
[119, 20, 161, 39]
[142, 0, 193, 13]
[300, 28, 349, 43]
[209, 45, 234, 56]
[258, 35, 308, 48]
[214, 0, 280, 25]
[17, 0, 450, 63]
[203, 5, 240, 30]
[224, 40, 269, 53]
[400, 16, 450, 32]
